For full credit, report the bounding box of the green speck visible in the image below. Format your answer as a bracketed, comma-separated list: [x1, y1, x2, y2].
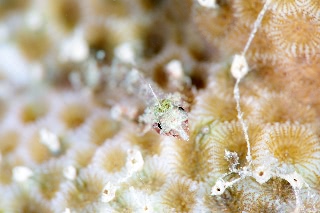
[155, 99, 173, 114]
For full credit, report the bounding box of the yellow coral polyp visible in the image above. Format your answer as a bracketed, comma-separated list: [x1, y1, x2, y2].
[204, 121, 262, 178]
[193, 1, 233, 43]
[26, 131, 53, 164]
[49, 0, 82, 32]
[54, 170, 106, 212]
[190, 89, 237, 127]
[254, 123, 320, 186]
[253, 91, 317, 124]
[232, 0, 273, 28]
[0, 130, 20, 156]
[60, 103, 90, 129]
[89, 116, 121, 145]
[32, 159, 65, 200]
[20, 102, 48, 124]
[124, 129, 162, 156]
[269, 11, 320, 60]
[270, 0, 301, 14]
[161, 177, 198, 212]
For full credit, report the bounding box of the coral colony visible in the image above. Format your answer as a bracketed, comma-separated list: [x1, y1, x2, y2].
[1, 0, 320, 212]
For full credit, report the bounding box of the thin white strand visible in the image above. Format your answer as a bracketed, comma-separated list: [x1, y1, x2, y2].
[242, 0, 272, 56]
[233, 78, 251, 163]
[148, 84, 160, 105]
[234, 0, 272, 164]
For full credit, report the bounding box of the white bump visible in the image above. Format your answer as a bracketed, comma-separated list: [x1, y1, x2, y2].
[114, 42, 136, 64]
[63, 166, 77, 180]
[101, 182, 117, 203]
[13, 166, 33, 182]
[165, 60, 184, 79]
[253, 166, 272, 184]
[211, 179, 227, 196]
[231, 54, 249, 80]
[59, 31, 89, 63]
[40, 128, 61, 154]
[62, 208, 71, 213]
[85, 61, 100, 88]
[126, 149, 144, 176]
[197, 0, 218, 8]
[26, 11, 44, 30]
[30, 63, 44, 81]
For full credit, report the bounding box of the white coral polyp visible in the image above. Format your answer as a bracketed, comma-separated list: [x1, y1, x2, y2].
[253, 166, 272, 184]
[126, 149, 144, 176]
[59, 30, 89, 63]
[13, 166, 33, 182]
[117, 187, 156, 212]
[63, 165, 77, 180]
[101, 182, 117, 203]
[197, 0, 218, 8]
[165, 60, 184, 79]
[62, 208, 71, 213]
[39, 128, 61, 154]
[211, 179, 227, 196]
[114, 42, 136, 65]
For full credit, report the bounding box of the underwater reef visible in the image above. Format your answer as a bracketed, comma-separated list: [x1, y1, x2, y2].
[0, 0, 320, 212]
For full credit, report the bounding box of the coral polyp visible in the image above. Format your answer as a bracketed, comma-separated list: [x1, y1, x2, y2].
[0, 0, 320, 212]
[161, 177, 198, 212]
[254, 123, 320, 186]
[268, 10, 320, 61]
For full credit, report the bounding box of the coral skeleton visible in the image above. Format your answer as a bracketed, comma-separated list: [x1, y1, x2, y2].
[0, 0, 320, 212]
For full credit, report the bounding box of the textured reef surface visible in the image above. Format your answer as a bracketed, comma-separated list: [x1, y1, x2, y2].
[0, 0, 320, 212]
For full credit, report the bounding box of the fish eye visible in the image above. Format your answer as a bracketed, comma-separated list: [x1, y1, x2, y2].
[157, 123, 162, 129]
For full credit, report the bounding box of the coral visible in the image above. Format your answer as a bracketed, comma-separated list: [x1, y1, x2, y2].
[252, 91, 318, 124]
[160, 176, 198, 212]
[31, 158, 66, 200]
[1, 0, 320, 212]
[90, 138, 130, 178]
[253, 123, 320, 187]
[48, 0, 82, 32]
[268, 10, 320, 61]
[53, 169, 107, 212]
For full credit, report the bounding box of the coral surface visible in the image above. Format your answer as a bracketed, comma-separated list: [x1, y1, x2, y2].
[0, 0, 320, 212]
